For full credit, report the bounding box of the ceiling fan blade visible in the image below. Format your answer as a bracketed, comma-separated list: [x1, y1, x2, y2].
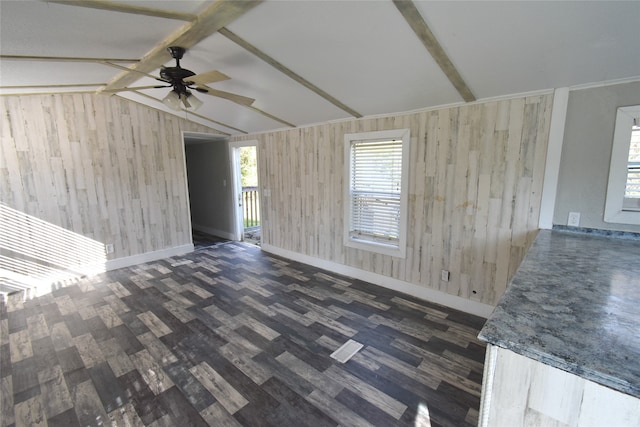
[103, 85, 171, 93]
[186, 70, 230, 86]
[197, 86, 255, 106]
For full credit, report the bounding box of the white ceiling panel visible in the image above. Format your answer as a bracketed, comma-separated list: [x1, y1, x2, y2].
[225, 0, 463, 116]
[418, 1, 640, 98]
[182, 34, 352, 126]
[1, 0, 638, 135]
[191, 97, 289, 134]
[0, 1, 188, 58]
[0, 61, 116, 89]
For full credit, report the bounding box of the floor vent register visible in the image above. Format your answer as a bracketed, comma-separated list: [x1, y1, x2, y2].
[330, 339, 364, 363]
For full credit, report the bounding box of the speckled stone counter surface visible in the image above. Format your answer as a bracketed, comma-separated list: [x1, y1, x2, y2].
[478, 229, 640, 398]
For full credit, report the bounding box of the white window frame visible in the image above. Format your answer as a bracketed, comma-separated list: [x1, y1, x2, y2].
[343, 129, 410, 258]
[604, 105, 640, 225]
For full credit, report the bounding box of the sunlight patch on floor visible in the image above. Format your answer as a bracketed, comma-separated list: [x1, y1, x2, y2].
[0, 203, 107, 299]
[415, 402, 432, 427]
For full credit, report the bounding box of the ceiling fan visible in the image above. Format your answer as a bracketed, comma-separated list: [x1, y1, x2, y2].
[106, 46, 254, 111]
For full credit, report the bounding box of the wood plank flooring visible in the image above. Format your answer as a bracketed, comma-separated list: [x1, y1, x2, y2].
[0, 242, 486, 427]
[192, 230, 229, 250]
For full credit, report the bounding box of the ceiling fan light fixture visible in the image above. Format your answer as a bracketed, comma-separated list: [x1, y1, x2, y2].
[162, 90, 181, 110]
[184, 92, 203, 111]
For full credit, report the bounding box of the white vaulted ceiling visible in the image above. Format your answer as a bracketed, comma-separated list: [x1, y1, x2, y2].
[1, 0, 639, 136]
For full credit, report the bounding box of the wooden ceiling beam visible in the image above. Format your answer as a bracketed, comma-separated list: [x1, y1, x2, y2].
[104, 59, 293, 128]
[44, 0, 196, 21]
[41, 0, 293, 129]
[100, 62, 159, 80]
[244, 105, 296, 128]
[1, 83, 105, 90]
[219, 28, 362, 118]
[392, 0, 475, 103]
[0, 90, 97, 97]
[0, 54, 138, 63]
[102, 0, 263, 92]
[131, 92, 242, 135]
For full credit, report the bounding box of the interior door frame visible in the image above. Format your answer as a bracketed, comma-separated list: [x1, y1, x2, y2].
[182, 131, 231, 245]
[229, 140, 260, 241]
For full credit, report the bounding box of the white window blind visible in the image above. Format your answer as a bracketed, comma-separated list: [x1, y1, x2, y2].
[623, 124, 640, 209]
[349, 139, 403, 244]
[343, 128, 409, 258]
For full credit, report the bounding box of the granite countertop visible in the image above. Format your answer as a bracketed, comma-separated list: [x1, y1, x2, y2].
[479, 229, 640, 398]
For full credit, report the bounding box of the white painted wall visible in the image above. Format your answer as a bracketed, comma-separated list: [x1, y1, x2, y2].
[553, 81, 640, 232]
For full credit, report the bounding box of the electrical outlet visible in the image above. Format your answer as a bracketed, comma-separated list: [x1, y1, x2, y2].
[105, 243, 114, 254]
[441, 270, 450, 282]
[568, 212, 581, 227]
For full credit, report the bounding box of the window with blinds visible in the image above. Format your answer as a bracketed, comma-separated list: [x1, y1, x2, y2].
[623, 123, 640, 210]
[344, 129, 410, 257]
[605, 105, 640, 224]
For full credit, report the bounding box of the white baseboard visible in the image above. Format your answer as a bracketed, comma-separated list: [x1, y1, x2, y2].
[105, 244, 194, 271]
[262, 243, 495, 318]
[192, 224, 235, 241]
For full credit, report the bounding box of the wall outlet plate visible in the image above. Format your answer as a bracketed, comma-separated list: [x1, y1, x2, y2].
[105, 243, 114, 254]
[441, 270, 450, 282]
[568, 212, 581, 227]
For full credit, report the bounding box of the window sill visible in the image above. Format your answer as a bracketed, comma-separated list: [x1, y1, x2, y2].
[344, 237, 406, 258]
[603, 209, 640, 225]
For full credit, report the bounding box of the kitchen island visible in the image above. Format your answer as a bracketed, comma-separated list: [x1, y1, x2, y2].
[478, 229, 640, 426]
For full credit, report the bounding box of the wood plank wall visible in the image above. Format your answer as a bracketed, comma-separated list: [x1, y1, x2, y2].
[480, 345, 640, 426]
[232, 94, 553, 306]
[0, 93, 220, 260]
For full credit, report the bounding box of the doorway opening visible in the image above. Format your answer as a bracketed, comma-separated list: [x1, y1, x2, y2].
[183, 132, 233, 249]
[230, 141, 261, 245]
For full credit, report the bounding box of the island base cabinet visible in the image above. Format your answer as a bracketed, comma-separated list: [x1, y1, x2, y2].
[478, 344, 640, 427]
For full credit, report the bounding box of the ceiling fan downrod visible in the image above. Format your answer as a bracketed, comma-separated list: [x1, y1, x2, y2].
[167, 46, 186, 66]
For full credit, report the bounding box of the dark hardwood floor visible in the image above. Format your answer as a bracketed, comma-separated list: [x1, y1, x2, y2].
[1, 242, 486, 427]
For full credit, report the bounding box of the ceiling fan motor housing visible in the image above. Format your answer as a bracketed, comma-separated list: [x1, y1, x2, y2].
[160, 67, 196, 85]
[160, 46, 198, 94]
